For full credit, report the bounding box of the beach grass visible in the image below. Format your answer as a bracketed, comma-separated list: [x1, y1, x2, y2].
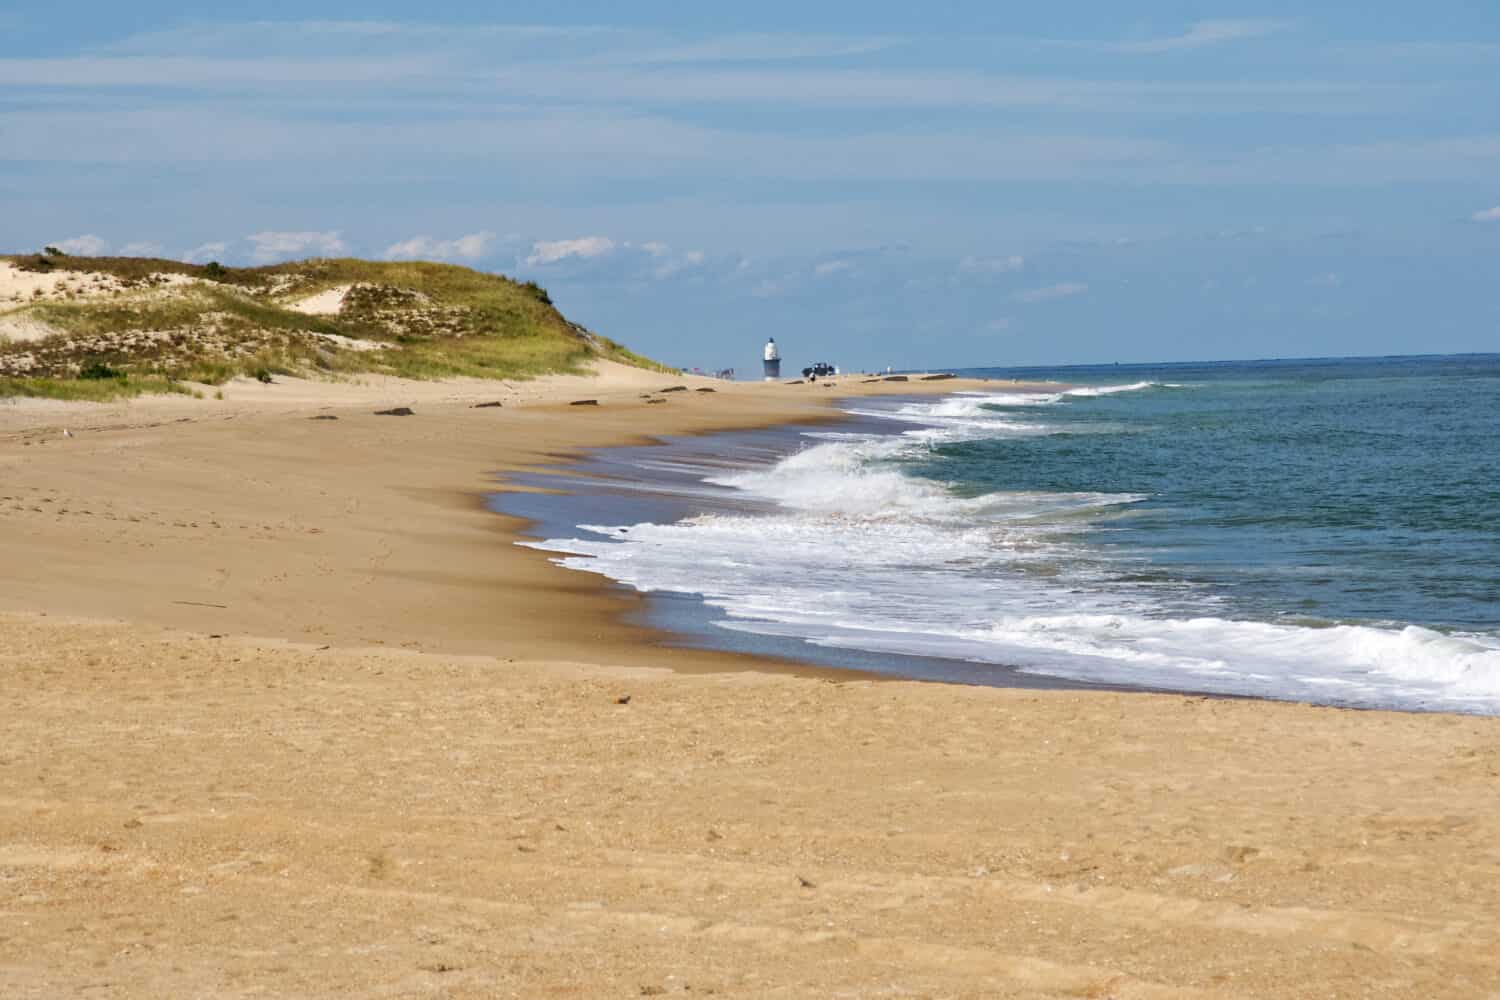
[363, 334, 595, 380]
[0, 374, 199, 402]
[597, 337, 679, 375]
[5, 252, 262, 287]
[30, 288, 342, 340]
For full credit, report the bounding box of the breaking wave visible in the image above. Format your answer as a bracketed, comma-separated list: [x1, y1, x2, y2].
[523, 382, 1500, 713]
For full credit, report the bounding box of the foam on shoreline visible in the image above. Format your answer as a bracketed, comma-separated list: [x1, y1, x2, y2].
[519, 385, 1500, 714]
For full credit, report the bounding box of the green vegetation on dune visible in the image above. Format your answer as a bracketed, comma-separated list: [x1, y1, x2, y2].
[596, 337, 677, 375]
[0, 374, 200, 402]
[8, 252, 249, 286]
[30, 286, 341, 340]
[0, 254, 671, 397]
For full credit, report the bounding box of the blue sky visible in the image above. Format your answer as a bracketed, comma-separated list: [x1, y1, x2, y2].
[3, 3, 1497, 370]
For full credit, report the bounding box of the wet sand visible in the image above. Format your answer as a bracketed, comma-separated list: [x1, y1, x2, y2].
[2, 365, 1498, 997]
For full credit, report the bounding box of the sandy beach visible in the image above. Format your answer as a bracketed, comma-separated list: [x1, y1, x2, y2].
[3, 364, 1498, 998]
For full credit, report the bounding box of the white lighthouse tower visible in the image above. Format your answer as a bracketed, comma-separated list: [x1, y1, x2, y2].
[762, 337, 781, 380]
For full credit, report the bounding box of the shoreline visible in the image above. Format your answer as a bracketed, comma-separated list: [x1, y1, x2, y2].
[496, 405, 1148, 696]
[0, 364, 1030, 671]
[4, 365, 1499, 997]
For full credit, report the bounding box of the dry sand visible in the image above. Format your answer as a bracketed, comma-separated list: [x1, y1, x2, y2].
[285, 283, 357, 316]
[2, 364, 1497, 998]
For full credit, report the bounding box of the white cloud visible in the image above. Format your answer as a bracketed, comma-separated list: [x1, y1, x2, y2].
[986, 318, 1014, 332]
[19, 101, 1494, 187]
[652, 248, 707, 280]
[53, 234, 108, 255]
[1099, 19, 1293, 54]
[448, 232, 496, 258]
[639, 240, 671, 256]
[586, 32, 897, 67]
[384, 231, 496, 261]
[119, 241, 164, 256]
[247, 230, 346, 264]
[1473, 206, 1500, 222]
[0, 55, 432, 87]
[1308, 272, 1343, 287]
[1014, 282, 1088, 303]
[0, 46, 1384, 118]
[814, 259, 854, 276]
[524, 236, 616, 266]
[960, 254, 1024, 274]
[183, 241, 229, 263]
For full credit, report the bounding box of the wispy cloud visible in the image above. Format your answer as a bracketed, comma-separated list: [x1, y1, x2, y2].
[0, 28, 1391, 118]
[960, 254, 1024, 274]
[425, 67, 1378, 114]
[103, 21, 896, 66]
[524, 236, 616, 266]
[1086, 19, 1294, 54]
[1473, 206, 1500, 222]
[53, 234, 108, 255]
[1014, 282, 1088, 303]
[1324, 40, 1500, 64]
[581, 32, 898, 66]
[100, 21, 657, 58]
[751, 277, 793, 299]
[384, 231, 495, 261]
[119, 240, 164, 256]
[651, 247, 707, 280]
[814, 259, 855, 276]
[0, 56, 438, 87]
[8, 103, 1498, 186]
[248, 230, 346, 263]
[183, 241, 229, 264]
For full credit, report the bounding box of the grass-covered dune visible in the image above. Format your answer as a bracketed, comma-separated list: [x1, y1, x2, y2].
[0, 253, 667, 400]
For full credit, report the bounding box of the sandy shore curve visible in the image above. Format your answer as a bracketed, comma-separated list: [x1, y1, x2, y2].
[2, 364, 1497, 998]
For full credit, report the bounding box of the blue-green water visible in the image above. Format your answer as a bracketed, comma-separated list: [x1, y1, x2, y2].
[940, 355, 1500, 632]
[528, 354, 1500, 713]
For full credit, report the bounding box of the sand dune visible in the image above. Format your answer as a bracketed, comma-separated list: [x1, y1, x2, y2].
[284, 281, 356, 315]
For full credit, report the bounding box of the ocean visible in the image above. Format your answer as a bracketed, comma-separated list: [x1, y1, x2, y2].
[505, 354, 1500, 714]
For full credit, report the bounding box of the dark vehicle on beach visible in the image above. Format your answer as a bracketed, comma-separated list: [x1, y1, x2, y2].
[802, 362, 837, 378]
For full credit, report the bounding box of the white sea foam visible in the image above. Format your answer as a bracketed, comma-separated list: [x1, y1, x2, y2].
[1063, 380, 1165, 397]
[522, 385, 1500, 713]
